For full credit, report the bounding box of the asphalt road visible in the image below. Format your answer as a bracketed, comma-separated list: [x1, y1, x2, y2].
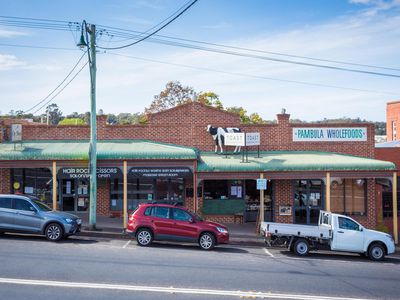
[0, 233, 399, 300]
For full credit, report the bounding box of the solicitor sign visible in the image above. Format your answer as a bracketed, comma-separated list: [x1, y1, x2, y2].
[293, 127, 367, 142]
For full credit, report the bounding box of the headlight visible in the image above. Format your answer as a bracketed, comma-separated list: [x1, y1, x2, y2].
[217, 227, 228, 233]
[76, 218, 82, 225]
[65, 218, 73, 223]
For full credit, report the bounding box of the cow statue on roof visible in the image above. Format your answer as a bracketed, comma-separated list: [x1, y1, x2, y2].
[206, 125, 241, 153]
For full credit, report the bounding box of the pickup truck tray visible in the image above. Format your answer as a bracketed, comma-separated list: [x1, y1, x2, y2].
[261, 222, 331, 239]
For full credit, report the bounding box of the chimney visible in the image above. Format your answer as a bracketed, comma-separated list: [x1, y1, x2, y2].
[276, 108, 290, 124]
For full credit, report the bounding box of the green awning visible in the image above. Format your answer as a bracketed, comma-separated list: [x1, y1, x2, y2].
[0, 140, 197, 161]
[197, 151, 395, 172]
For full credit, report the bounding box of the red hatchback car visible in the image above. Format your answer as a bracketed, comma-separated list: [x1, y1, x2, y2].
[126, 203, 229, 250]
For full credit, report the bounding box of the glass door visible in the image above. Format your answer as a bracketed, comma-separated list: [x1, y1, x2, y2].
[60, 179, 89, 212]
[76, 179, 89, 212]
[294, 180, 323, 225]
[61, 179, 75, 211]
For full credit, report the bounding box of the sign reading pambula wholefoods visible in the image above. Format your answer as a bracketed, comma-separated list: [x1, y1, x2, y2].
[293, 127, 367, 142]
[129, 167, 192, 178]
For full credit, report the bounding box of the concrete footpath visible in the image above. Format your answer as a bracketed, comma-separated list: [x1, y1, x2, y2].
[77, 213, 265, 246]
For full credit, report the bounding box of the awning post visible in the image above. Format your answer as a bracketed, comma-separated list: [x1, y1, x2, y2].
[52, 161, 57, 211]
[123, 161, 128, 230]
[326, 172, 331, 212]
[259, 173, 264, 226]
[393, 172, 398, 244]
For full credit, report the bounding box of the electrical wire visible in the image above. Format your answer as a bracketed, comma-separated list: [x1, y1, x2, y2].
[23, 51, 87, 113]
[97, 26, 400, 72]
[31, 61, 88, 115]
[108, 52, 398, 95]
[0, 43, 78, 51]
[96, 0, 198, 50]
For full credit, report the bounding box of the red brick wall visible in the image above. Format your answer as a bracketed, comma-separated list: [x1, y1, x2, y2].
[386, 101, 400, 141]
[0, 169, 11, 194]
[274, 180, 293, 223]
[97, 179, 110, 216]
[1, 102, 375, 158]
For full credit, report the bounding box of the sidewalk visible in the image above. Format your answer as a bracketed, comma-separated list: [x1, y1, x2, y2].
[76, 213, 265, 246]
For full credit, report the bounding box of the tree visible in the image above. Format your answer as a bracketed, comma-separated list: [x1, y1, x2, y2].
[45, 103, 62, 125]
[145, 81, 196, 114]
[197, 92, 223, 109]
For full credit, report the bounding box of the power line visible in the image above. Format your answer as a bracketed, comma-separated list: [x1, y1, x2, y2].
[31, 61, 88, 115]
[24, 51, 87, 113]
[98, 26, 400, 73]
[96, 0, 198, 50]
[108, 52, 398, 96]
[0, 42, 78, 51]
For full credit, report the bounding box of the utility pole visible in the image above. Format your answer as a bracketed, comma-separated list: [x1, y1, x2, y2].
[88, 24, 97, 230]
[78, 21, 97, 230]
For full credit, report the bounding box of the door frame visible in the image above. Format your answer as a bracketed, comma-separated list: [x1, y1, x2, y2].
[293, 179, 324, 225]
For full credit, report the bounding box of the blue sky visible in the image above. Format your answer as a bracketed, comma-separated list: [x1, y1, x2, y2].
[0, 0, 399, 121]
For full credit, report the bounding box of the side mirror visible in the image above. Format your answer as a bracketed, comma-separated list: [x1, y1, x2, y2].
[188, 218, 195, 223]
[359, 227, 363, 232]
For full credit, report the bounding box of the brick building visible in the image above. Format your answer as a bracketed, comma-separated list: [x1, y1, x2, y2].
[0, 102, 397, 241]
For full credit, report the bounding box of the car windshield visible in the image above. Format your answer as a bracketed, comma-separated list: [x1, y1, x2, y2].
[33, 200, 52, 211]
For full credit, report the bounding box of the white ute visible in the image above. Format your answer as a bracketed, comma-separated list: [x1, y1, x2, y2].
[261, 211, 396, 261]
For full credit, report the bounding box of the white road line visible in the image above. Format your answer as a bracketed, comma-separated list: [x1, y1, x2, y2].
[0, 278, 373, 300]
[122, 240, 132, 249]
[263, 248, 275, 258]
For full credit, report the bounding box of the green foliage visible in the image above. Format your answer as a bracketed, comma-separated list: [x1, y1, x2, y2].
[59, 118, 85, 125]
[45, 103, 62, 125]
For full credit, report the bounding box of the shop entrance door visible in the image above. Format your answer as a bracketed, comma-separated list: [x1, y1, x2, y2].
[294, 180, 323, 225]
[60, 179, 89, 212]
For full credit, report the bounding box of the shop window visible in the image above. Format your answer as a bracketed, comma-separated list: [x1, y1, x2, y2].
[392, 121, 397, 140]
[331, 179, 366, 215]
[11, 168, 53, 205]
[110, 177, 185, 211]
[381, 179, 400, 217]
[203, 180, 243, 200]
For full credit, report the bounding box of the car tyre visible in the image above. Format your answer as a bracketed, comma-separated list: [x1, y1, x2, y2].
[45, 223, 63, 242]
[136, 228, 153, 247]
[368, 243, 385, 261]
[293, 239, 309, 256]
[199, 232, 215, 250]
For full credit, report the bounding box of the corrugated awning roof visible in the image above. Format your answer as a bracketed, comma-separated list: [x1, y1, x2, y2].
[0, 140, 197, 161]
[197, 151, 395, 172]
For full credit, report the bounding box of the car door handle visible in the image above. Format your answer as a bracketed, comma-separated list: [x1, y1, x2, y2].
[337, 231, 344, 233]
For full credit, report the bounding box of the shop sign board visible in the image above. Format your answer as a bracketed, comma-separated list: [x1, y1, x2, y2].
[256, 178, 267, 190]
[245, 132, 260, 146]
[58, 167, 122, 179]
[129, 167, 192, 178]
[225, 132, 245, 146]
[293, 127, 367, 142]
[11, 124, 22, 142]
[279, 206, 292, 216]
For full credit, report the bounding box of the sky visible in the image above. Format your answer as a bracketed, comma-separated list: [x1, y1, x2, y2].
[0, 0, 399, 121]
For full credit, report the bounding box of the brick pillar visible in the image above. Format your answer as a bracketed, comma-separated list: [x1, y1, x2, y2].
[0, 169, 11, 194]
[96, 114, 108, 140]
[274, 180, 293, 223]
[366, 179, 377, 229]
[96, 179, 110, 216]
[276, 111, 291, 150]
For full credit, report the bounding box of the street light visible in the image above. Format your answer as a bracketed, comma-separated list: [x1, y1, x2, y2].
[77, 20, 97, 230]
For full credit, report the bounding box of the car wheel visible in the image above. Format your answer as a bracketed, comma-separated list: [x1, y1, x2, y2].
[136, 228, 153, 247]
[45, 223, 63, 242]
[368, 243, 385, 261]
[199, 232, 215, 250]
[293, 239, 309, 256]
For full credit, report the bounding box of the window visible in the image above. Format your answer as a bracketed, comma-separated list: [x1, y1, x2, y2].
[14, 199, 35, 211]
[392, 121, 397, 140]
[0, 198, 12, 209]
[331, 179, 366, 215]
[144, 207, 152, 216]
[338, 217, 360, 231]
[172, 208, 192, 221]
[153, 207, 169, 219]
[203, 180, 243, 200]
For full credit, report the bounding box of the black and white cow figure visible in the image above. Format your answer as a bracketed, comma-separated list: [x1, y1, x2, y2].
[206, 125, 241, 153]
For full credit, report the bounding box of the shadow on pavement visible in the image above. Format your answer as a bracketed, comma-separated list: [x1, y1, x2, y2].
[276, 249, 400, 264]
[0, 233, 99, 244]
[148, 241, 248, 253]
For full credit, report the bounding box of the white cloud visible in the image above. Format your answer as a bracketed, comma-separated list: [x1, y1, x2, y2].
[201, 22, 231, 30]
[0, 54, 26, 70]
[0, 28, 27, 38]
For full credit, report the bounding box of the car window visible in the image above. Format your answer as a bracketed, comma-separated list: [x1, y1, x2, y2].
[144, 207, 152, 216]
[14, 199, 35, 211]
[172, 208, 192, 222]
[0, 198, 12, 209]
[338, 217, 359, 231]
[33, 200, 51, 211]
[153, 207, 169, 219]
